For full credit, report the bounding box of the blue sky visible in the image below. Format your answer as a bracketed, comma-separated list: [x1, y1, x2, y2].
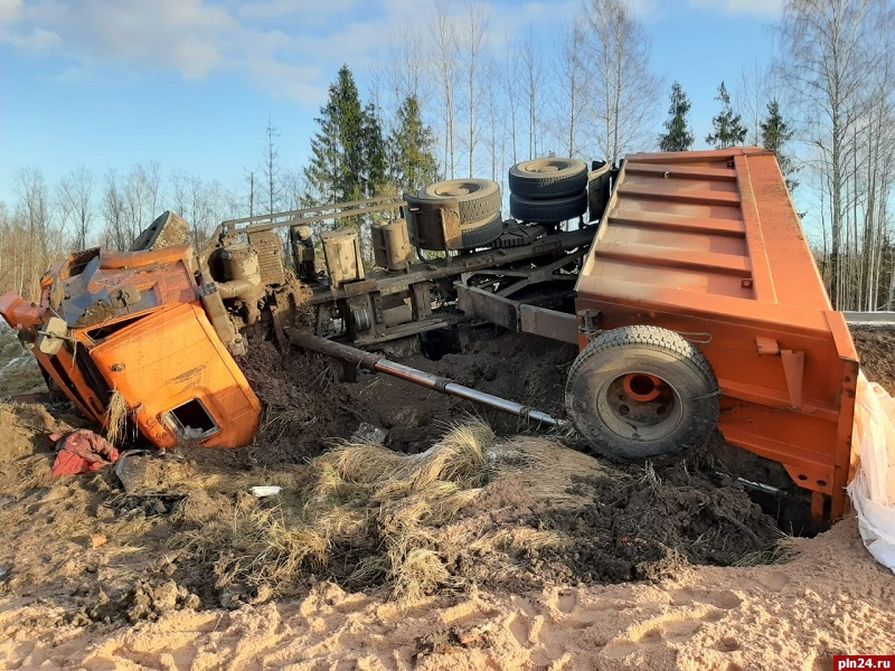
[0, 0, 783, 205]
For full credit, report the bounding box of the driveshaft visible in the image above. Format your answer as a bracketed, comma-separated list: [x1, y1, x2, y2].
[288, 330, 567, 428]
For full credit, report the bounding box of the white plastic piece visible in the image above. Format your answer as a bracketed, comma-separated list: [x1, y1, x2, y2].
[847, 372, 895, 572]
[250, 486, 282, 498]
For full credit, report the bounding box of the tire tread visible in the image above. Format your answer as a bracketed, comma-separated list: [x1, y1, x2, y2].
[565, 325, 719, 460]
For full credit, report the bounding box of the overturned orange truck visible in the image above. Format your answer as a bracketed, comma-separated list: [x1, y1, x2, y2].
[0, 148, 859, 522]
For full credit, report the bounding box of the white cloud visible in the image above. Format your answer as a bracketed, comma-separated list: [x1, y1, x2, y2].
[235, 0, 358, 20]
[0, 0, 21, 23]
[5, 26, 59, 49]
[0, 0, 583, 107]
[0, 0, 332, 103]
[626, 0, 661, 19]
[689, 0, 783, 17]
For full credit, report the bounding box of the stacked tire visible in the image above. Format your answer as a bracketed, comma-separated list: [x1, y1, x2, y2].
[417, 179, 503, 248]
[508, 158, 589, 224]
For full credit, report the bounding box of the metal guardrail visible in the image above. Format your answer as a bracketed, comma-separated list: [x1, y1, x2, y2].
[844, 311, 895, 326]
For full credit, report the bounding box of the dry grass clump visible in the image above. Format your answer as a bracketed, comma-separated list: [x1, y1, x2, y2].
[104, 389, 129, 446]
[177, 421, 529, 601]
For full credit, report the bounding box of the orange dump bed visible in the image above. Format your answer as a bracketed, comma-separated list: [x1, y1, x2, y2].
[576, 147, 859, 519]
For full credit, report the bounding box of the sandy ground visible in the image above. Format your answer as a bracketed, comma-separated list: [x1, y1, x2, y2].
[0, 327, 893, 670]
[2, 517, 892, 670]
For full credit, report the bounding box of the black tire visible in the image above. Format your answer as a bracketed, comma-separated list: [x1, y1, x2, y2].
[510, 190, 587, 223]
[460, 213, 504, 248]
[565, 325, 720, 460]
[509, 158, 588, 198]
[420, 179, 501, 225]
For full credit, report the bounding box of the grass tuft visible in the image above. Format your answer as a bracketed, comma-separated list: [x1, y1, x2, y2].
[175, 421, 508, 600]
[104, 389, 129, 446]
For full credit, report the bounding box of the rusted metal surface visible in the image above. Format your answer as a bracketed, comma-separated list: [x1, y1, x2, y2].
[520, 305, 578, 344]
[402, 193, 464, 251]
[456, 284, 578, 344]
[575, 147, 859, 520]
[219, 195, 404, 235]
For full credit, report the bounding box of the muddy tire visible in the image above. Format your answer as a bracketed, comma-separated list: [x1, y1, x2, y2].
[509, 158, 588, 198]
[420, 179, 501, 224]
[565, 325, 720, 460]
[510, 190, 588, 223]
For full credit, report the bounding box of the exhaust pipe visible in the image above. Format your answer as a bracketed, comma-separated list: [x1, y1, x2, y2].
[288, 330, 567, 429]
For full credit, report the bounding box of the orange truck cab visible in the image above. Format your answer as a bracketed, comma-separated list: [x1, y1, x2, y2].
[0, 245, 260, 449]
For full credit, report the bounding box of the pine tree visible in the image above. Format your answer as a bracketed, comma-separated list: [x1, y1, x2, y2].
[760, 99, 798, 192]
[706, 81, 747, 149]
[304, 65, 367, 205]
[388, 95, 438, 192]
[360, 102, 387, 198]
[304, 65, 387, 209]
[658, 82, 694, 152]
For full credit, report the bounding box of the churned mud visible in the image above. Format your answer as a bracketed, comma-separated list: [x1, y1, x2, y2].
[0, 325, 893, 669]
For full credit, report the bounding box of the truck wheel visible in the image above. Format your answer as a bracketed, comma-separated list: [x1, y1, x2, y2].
[509, 158, 588, 198]
[420, 179, 501, 225]
[565, 325, 720, 460]
[510, 190, 587, 223]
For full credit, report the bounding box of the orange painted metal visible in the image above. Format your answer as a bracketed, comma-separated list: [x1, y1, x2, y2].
[0, 294, 46, 329]
[89, 303, 261, 449]
[0, 246, 260, 449]
[575, 147, 859, 520]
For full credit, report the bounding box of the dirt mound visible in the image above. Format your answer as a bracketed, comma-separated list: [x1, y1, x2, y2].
[853, 326, 895, 391]
[539, 463, 780, 584]
[238, 336, 358, 466]
[172, 423, 778, 606]
[341, 329, 578, 454]
[0, 402, 82, 495]
[232, 328, 576, 464]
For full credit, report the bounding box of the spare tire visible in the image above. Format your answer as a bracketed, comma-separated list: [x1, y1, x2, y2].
[565, 325, 720, 460]
[460, 212, 504, 248]
[420, 179, 501, 225]
[509, 158, 588, 198]
[510, 190, 588, 223]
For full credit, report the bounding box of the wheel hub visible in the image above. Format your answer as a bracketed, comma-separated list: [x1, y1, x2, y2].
[622, 373, 662, 403]
[597, 372, 682, 442]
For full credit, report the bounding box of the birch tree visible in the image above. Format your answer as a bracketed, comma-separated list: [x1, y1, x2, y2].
[503, 36, 521, 165]
[555, 21, 589, 158]
[14, 168, 52, 297]
[102, 170, 127, 251]
[779, 0, 893, 308]
[57, 167, 93, 249]
[520, 28, 542, 159]
[432, 8, 458, 178]
[460, 1, 487, 177]
[586, 0, 660, 164]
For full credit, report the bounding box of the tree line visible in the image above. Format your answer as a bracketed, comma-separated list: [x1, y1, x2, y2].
[2, 0, 894, 311]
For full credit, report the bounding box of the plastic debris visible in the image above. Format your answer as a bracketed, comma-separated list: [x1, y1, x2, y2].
[250, 486, 282, 498]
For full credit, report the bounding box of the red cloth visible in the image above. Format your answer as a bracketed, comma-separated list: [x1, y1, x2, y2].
[50, 429, 120, 477]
